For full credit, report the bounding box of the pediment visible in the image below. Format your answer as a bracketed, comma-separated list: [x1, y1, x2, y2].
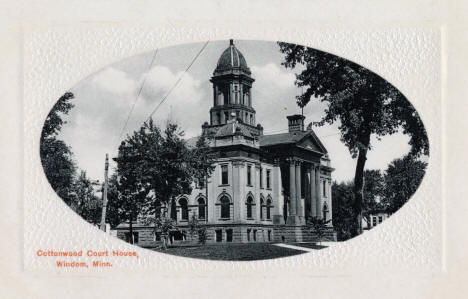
[297, 132, 327, 154]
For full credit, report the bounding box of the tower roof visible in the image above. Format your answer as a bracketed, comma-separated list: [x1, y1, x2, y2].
[215, 39, 250, 74]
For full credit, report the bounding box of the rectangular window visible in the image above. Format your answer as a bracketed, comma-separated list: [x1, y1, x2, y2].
[266, 169, 271, 189]
[378, 216, 383, 223]
[259, 168, 263, 188]
[124, 232, 139, 244]
[323, 180, 327, 197]
[372, 216, 377, 227]
[221, 165, 228, 185]
[268, 230, 271, 242]
[216, 230, 223, 242]
[226, 229, 233, 242]
[247, 229, 251, 242]
[247, 165, 252, 186]
[253, 229, 257, 241]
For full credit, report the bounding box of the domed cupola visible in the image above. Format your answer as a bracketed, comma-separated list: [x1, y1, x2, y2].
[214, 39, 251, 75]
[204, 39, 262, 137]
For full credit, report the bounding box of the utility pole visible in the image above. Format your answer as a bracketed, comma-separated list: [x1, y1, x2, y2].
[100, 154, 109, 231]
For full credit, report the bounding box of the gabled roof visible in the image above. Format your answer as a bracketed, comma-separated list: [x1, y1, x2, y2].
[259, 130, 327, 154]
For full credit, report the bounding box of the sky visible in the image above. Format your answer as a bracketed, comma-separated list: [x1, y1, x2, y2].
[58, 40, 412, 184]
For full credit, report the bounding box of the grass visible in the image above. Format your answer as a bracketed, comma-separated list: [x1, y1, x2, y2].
[149, 242, 325, 261]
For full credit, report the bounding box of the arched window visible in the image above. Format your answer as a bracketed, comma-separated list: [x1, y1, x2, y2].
[220, 196, 230, 219]
[266, 198, 272, 220]
[179, 198, 188, 220]
[260, 198, 264, 220]
[198, 197, 206, 219]
[246, 196, 254, 219]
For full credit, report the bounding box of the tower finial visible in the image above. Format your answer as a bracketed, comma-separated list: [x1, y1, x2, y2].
[229, 39, 234, 45]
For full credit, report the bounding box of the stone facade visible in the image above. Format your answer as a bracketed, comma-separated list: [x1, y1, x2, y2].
[114, 40, 336, 245]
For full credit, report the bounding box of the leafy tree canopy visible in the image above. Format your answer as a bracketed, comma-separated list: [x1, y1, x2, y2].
[40, 92, 76, 204]
[277, 43, 428, 158]
[383, 155, 427, 214]
[113, 119, 215, 228]
[278, 43, 429, 235]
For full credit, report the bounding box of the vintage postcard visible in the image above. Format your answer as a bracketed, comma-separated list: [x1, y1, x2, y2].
[2, 0, 468, 298]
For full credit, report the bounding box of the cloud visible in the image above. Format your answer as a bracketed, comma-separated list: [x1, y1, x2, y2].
[138, 66, 208, 137]
[251, 63, 296, 89]
[92, 67, 137, 95]
[249, 63, 301, 133]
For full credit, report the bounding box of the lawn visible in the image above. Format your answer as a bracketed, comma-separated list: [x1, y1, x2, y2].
[150, 243, 311, 261]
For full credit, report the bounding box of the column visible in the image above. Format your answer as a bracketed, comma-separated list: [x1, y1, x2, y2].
[315, 165, 322, 218]
[309, 164, 317, 218]
[295, 161, 303, 218]
[289, 159, 296, 216]
[232, 161, 243, 222]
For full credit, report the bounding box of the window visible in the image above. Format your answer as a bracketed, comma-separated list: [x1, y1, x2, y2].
[179, 198, 188, 220]
[247, 229, 251, 241]
[253, 229, 257, 241]
[246, 196, 254, 219]
[266, 169, 271, 189]
[266, 198, 272, 220]
[197, 178, 205, 189]
[226, 229, 233, 242]
[378, 216, 383, 223]
[322, 202, 329, 220]
[247, 165, 252, 186]
[124, 232, 139, 244]
[221, 165, 228, 185]
[198, 198, 206, 219]
[170, 199, 177, 220]
[372, 216, 377, 227]
[220, 196, 230, 219]
[323, 180, 327, 197]
[216, 230, 222, 242]
[250, 114, 253, 125]
[268, 230, 272, 242]
[260, 198, 264, 220]
[259, 168, 263, 188]
[224, 111, 229, 124]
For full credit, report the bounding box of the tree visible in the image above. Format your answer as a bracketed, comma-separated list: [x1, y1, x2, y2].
[306, 216, 331, 245]
[143, 215, 177, 249]
[278, 43, 429, 236]
[331, 181, 357, 241]
[40, 92, 76, 204]
[188, 214, 207, 245]
[104, 174, 125, 229]
[382, 155, 427, 214]
[70, 170, 101, 224]
[362, 170, 385, 226]
[113, 119, 215, 246]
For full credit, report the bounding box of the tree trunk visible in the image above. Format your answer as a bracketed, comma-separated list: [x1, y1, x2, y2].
[353, 132, 371, 236]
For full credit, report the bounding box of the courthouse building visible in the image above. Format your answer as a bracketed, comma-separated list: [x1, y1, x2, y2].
[116, 40, 336, 245]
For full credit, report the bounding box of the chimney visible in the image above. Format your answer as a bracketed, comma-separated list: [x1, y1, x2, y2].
[287, 114, 305, 132]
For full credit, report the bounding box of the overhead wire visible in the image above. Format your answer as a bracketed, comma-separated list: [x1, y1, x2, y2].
[117, 48, 159, 141]
[145, 40, 210, 122]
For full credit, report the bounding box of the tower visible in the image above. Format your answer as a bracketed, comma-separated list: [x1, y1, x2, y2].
[203, 39, 263, 137]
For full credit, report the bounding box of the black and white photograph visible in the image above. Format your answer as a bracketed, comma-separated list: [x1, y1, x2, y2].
[40, 39, 429, 261]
